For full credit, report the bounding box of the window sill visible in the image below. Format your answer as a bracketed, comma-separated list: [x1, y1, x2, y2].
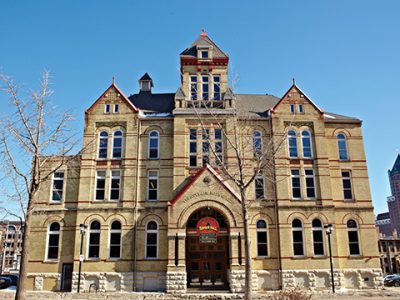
[146, 199, 159, 202]
[312, 255, 327, 259]
[255, 256, 269, 260]
[292, 256, 307, 259]
[148, 158, 160, 160]
[107, 258, 121, 261]
[85, 258, 101, 262]
[145, 257, 158, 260]
[43, 260, 59, 263]
[339, 159, 350, 162]
[49, 201, 62, 205]
[348, 255, 362, 259]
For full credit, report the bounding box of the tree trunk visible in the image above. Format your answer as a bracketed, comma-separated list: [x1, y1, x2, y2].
[241, 189, 252, 300]
[15, 199, 32, 300]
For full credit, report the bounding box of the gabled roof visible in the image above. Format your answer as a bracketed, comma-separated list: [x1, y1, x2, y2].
[175, 87, 186, 100]
[139, 73, 152, 81]
[272, 82, 323, 114]
[86, 82, 138, 114]
[180, 31, 229, 58]
[389, 154, 400, 176]
[168, 164, 241, 206]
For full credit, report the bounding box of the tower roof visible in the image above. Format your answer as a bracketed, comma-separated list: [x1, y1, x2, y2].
[180, 31, 228, 58]
[389, 154, 400, 176]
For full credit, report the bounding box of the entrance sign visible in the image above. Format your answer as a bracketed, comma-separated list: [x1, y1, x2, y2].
[197, 217, 219, 243]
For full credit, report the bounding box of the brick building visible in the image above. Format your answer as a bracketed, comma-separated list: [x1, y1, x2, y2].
[26, 32, 381, 293]
[0, 221, 23, 274]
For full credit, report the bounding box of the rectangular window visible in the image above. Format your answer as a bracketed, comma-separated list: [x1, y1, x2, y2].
[313, 230, 324, 256]
[201, 50, 208, 58]
[255, 172, 264, 200]
[189, 129, 197, 167]
[202, 76, 209, 100]
[299, 104, 304, 114]
[214, 128, 223, 164]
[291, 169, 301, 199]
[114, 104, 119, 113]
[342, 171, 353, 200]
[348, 231, 360, 255]
[88, 232, 100, 259]
[202, 129, 210, 166]
[47, 233, 59, 260]
[257, 231, 268, 256]
[213, 76, 221, 100]
[146, 232, 158, 258]
[290, 104, 295, 114]
[147, 170, 158, 201]
[292, 230, 304, 256]
[190, 76, 197, 100]
[305, 169, 316, 198]
[110, 170, 121, 201]
[105, 103, 110, 113]
[95, 171, 106, 201]
[52, 172, 64, 202]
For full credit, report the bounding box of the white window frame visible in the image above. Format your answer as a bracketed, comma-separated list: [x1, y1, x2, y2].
[189, 129, 197, 167]
[98, 131, 109, 159]
[148, 130, 159, 159]
[147, 170, 159, 201]
[290, 104, 295, 114]
[291, 169, 301, 199]
[95, 170, 106, 201]
[104, 103, 111, 113]
[214, 128, 223, 165]
[298, 104, 304, 114]
[50, 171, 65, 202]
[301, 130, 313, 158]
[311, 219, 325, 256]
[202, 129, 210, 166]
[190, 75, 198, 100]
[87, 221, 101, 260]
[213, 75, 221, 100]
[202, 75, 209, 101]
[145, 221, 158, 259]
[304, 169, 316, 199]
[256, 220, 268, 257]
[113, 104, 119, 113]
[292, 219, 305, 257]
[112, 130, 123, 159]
[108, 221, 122, 259]
[45, 222, 60, 261]
[288, 130, 298, 158]
[337, 133, 349, 161]
[109, 170, 121, 201]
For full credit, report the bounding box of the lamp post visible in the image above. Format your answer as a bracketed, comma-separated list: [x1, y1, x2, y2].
[325, 224, 335, 293]
[77, 224, 86, 293]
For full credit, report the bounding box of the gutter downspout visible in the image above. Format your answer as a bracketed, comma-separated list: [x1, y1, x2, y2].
[133, 115, 141, 291]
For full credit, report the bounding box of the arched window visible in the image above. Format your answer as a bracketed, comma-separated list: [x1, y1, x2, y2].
[47, 222, 60, 260]
[292, 219, 304, 256]
[98, 131, 108, 159]
[6, 225, 16, 240]
[146, 221, 158, 258]
[347, 219, 360, 255]
[253, 131, 262, 157]
[288, 130, 298, 158]
[112, 130, 123, 159]
[149, 131, 159, 159]
[109, 221, 121, 259]
[301, 130, 312, 158]
[312, 219, 324, 256]
[337, 133, 348, 160]
[88, 221, 101, 259]
[256, 220, 268, 257]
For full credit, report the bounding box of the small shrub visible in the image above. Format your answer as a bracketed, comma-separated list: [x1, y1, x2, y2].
[269, 289, 313, 300]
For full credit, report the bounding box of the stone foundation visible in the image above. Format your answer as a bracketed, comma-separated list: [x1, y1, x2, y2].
[166, 271, 186, 293]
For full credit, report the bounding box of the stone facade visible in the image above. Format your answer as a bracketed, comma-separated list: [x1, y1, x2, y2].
[26, 31, 381, 293]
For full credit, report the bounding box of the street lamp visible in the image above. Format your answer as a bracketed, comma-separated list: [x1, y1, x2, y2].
[324, 224, 335, 293]
[77, 224, 87, 293]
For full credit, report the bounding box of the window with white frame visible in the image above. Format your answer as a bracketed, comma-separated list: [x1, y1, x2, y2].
[256, 220, 268, 257]
[291, 169, 301, 199]
[201, 50, 209, 59]
[255, 171, 265, 200]
[149, 131, 159, 159]
[290, 104, 295, 114]
[114, 104, 119, 113]
[98, 131, 109, 159]
[190, 76, 198, 100]
[202, 129, 210, 166]
[301, 130, 312, 158]
[202, 76, 209, 100]
[95, 171, 106, 200]
[298, 104, 304, 114]
[105, 103, 111, 113]
[110, 170, 121, 201]
[213, 75, 221, 100]
[112, 130, 123, 159]
[312, 219, 324, 256]
[46, 222, 60, 260]
[253, 131, 262, 157]
[52, 172, 64, 202]
[88, 221, 101, 259]
[189, 129, 197, 167]
[337, 133, 348, 160]
[305, 169, 316, 198]
[214, 129, 223, 165]
[109, 221, 121, 259]
[342, 171, 353, 200]
[347, 219, 360, 255]
[147, 170, 158, 201]
[292, 219, 304, 256]
[146, 221, 158, 258]
[288, 130, 298, 158]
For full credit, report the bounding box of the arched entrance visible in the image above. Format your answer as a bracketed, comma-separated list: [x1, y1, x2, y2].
[186, 207, 230, 289]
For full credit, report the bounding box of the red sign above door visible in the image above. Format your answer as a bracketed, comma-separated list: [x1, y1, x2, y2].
[197, 217, 220, 234]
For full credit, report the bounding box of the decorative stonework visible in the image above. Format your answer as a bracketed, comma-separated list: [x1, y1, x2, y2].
[166, 271, 186, 293]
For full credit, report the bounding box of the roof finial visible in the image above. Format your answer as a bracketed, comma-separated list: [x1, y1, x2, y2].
[112, 75, 116, 84]
[292, 78, 296, 85]
[201, 29, 207, 37]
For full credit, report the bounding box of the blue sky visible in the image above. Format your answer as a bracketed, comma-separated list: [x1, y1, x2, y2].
[0, 0, 399, 215]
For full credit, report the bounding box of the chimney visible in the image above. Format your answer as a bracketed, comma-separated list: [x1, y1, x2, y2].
[139, 73, 153, 93]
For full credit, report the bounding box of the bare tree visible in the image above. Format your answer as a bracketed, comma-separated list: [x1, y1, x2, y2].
[187, 80, 291, 299]
[0, 72, 82, 300]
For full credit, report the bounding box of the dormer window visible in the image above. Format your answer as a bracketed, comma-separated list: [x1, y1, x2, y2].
[201, 50, 209, 59]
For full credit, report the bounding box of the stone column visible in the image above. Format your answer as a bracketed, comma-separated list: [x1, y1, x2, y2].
[166, 231, 187, 293]
[177, 232, 186, 267]
[230, 231, 240, 267]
